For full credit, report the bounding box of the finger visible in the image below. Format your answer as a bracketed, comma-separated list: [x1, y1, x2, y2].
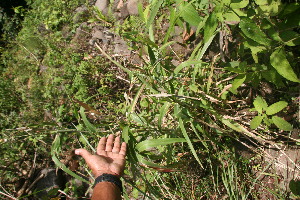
[105, 134, 114, 152]
[75, 148, 93, 162]
[97, 136, 107, 154]
[112, 136, 121, 153]
[119, 142, 127, 156]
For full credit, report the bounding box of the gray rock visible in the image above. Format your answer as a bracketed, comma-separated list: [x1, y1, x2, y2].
[34, 168, 65, 199]
[127, 0, 139, 15]
[75, 5, 88, 13]
[93, 30, 105, 40]
[114, 36, 131, 55]
[119, 3, 129, 19]
[95, 0, 108, 15]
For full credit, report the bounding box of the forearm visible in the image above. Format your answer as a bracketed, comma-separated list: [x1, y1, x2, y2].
[92, 182, 122, 200]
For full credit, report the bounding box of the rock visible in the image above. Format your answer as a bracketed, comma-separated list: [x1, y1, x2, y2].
[127, 0, 139, 15]
[34, 168, 65, 200]
[72, 22, 87, 42]
[93, 30, 105, 40]
[113, 36, 131, 55]
[119, 3, 129, 19]
[95, 0, 108, 15]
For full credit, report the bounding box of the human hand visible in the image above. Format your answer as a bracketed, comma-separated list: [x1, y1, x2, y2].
[75, 134, 127, 178]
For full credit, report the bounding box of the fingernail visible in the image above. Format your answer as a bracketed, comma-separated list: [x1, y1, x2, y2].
[75, 149, 80, 155]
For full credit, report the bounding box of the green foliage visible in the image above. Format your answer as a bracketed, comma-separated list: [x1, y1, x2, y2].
[250, 96, 292, 131]
[0, 0, 299, 199]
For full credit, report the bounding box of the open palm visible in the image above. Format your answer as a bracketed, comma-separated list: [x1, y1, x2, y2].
[75, 134, 127, 177]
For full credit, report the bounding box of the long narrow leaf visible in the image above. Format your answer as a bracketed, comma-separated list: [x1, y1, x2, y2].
[179, 118, 204, 169]
[136, 138, 187, 152]
[80, 107, 97, 133]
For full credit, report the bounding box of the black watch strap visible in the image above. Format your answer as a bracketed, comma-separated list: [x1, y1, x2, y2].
[93, 173, 123, 194]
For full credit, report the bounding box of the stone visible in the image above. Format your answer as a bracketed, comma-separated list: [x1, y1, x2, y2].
[127, 0, 139, 15]
[95, 0, 108, 15]
[113, 36, 131, 55]
[34, 168, 65, 200]
[92, 30, 105, 40]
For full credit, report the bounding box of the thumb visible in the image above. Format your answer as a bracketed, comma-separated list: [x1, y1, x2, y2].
[75, 148, 93, 162]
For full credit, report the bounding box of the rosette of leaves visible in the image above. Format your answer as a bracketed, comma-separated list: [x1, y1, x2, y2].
[250, 96, 293, 131]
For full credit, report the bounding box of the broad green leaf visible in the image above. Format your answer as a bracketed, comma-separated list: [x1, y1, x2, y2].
[223, 8, 247, 22]
[258, 0, 283, 16]
[136, 138, 187, 152]
[270, 48, 300, 83]
[80, 107, 97, 133]
[267, 27, 281, 42]
[204, 12, 218, 43]
[266, 101, 288, 115]
[289, 180, 300, 196]
[229, 0, 249, 9]
[272, 116, 293, 131]
[239, 17, 271, 46]
[230, 74, 246, 94]
[250, 115, 263, 129]
[261, 69, 284, 87]
[253, 96, 268, 114]
[254, 0, 268, 5]
[179, 118, 203, 168]
[223, 11, 240, 22]
[179, 2, 202, 27]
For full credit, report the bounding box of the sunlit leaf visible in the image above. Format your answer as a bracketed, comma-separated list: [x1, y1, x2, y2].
[204, 12, 218, 43]
[158, 102, 172, 127]
[266, 101, 288, 115]
[230, 74, 246, 94]
[272, 116, 293, 131]
[270, 48, 300, 83]
[80, 107, 97, 133]
[250, 115, 263, 129]
[253, 96, 268, 114]
[136, 138, 187, 152]
[239, 17, 271, 46]
[179, 1, 202, 27]
[146, 0, 163, 29]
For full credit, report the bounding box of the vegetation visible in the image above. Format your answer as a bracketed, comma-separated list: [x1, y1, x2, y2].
[0, 0, 299, 199]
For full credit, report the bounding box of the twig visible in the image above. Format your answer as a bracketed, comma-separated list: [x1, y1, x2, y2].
[216, 75, 238, 85]
[17, 152, 37, 197]
[0, 191, 17, 200]
[25, 173, 45, 194]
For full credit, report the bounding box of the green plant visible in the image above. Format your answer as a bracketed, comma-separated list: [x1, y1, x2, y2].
[250, 96, 292, 131]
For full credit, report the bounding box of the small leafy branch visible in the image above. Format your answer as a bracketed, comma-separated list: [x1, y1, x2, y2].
[250, 96, 292, 131]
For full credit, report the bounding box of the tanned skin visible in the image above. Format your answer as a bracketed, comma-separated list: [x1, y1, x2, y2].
[75, 134, 127, 200]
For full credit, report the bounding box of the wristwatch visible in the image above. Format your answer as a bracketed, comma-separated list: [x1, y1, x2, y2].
[93, 173, 123, 194]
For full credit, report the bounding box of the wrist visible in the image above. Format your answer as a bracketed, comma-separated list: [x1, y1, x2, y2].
[94, 170, 120, 178]
[93, 173, 123, 194]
